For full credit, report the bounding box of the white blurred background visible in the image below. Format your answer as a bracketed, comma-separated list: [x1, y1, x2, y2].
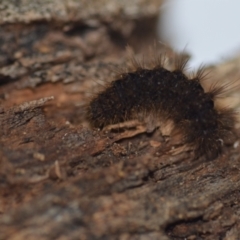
[159, 0, 240, 69]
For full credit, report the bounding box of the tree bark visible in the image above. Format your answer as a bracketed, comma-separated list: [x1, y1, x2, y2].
[0, 1, 240, 239]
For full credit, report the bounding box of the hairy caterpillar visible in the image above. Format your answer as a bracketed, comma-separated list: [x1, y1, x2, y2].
[86, 52, 237, 159]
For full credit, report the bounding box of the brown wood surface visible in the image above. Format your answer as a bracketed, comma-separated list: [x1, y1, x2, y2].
[0, 1, 240, 239]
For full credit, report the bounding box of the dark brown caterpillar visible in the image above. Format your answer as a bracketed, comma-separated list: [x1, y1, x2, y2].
[87, 53, 237, 159]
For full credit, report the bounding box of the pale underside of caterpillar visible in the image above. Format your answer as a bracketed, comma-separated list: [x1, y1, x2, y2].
[86, 53, 237, 160]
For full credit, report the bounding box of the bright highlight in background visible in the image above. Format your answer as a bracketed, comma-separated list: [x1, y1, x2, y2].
[159, 0, 240, 68]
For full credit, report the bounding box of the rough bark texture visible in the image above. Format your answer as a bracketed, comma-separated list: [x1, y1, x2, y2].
[0, 1, 240, 240]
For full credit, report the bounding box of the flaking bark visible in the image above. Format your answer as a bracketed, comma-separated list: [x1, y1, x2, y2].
[0, 1, 240, 240]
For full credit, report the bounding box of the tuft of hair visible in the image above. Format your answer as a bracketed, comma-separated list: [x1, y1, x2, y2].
[173, 54, 190, 72]
[207, 78, 240, 100]
[126, 45, 144, 71]
[189, 65, 210, 82]
[152, 53, 168, 70]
